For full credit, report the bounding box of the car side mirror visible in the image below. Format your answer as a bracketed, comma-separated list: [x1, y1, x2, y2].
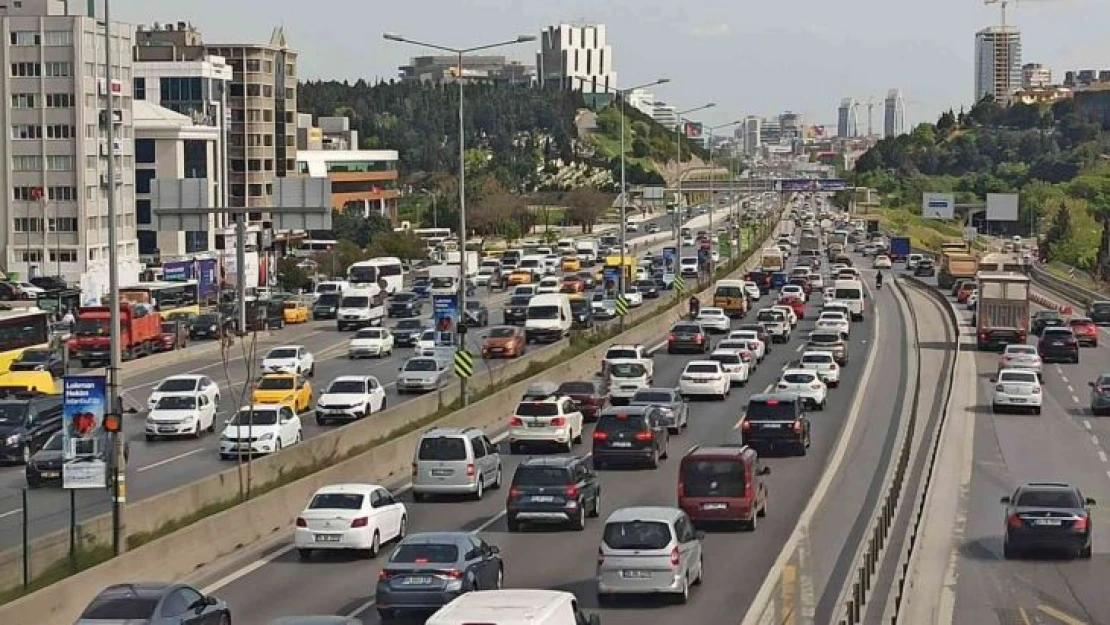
[1000, 496, 1011, 504]
[1087, 498, 1097, 506]
[759, 466, 771, 476]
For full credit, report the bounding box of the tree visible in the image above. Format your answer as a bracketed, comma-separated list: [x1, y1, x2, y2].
[936, 109, 957, 133]
[1043, 200, 1072, 251]
[471, 190, 528, 237]
[366, 231, 428, 261]
[564, 187, 611, 234]
[330, 208, 391, 247]
[276, 257, 312, 292]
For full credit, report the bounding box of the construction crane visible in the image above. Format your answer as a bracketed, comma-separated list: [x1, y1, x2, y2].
[984, 0, 1014, 27]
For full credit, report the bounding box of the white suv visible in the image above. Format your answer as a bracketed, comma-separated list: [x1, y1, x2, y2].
[508, 395, 584, 454]
[776, 368, 827, 410]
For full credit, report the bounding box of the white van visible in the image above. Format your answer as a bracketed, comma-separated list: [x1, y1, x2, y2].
[576, 240, 599, 266]
[427, 589, 599, 625]
[336, 288, 385, 331]
[526, 293, 572, 343]
[832, 279, 866, 321]
[519, 255, 546, 278]
[313, 280, 349, 301]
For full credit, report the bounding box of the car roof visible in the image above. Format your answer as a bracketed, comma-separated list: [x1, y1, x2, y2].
[749, 392, 801, 403]
[239, 403, 283, 411]
[268, 345, 302, 352]
[605, 506, 684, 523]
[313, 483, 382, 495]
[684, 444, 752, 459]
[161, 374, 204, 381]
[422, 426, 483, 438]
[518, 455, 580, 469]
[782, 368, 818, 376]
[600, 405, 652, 416]
[399, 531, 470, 545]
[801, 350, 834, 358]
[329, 375, 371, 383]
[685, 360, 719, 367]
[96, 582, 176, 599]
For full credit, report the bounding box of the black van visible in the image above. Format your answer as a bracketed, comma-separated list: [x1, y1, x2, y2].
[0, 392, 63, 464]
[738, 393, 810, 456]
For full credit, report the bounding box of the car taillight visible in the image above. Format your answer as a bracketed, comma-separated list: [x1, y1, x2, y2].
[1018, 330, 1027, 342]
[593, 431, 609, 441]
[1007, 514, 1023, 528]
[438, 569, 464, 579]
[296, 517, 307, 527]
[509, 487, 523, 499]
[810, 383, 822, 389]
[550, 416, 567, 427]
[741, 420, 751, 430]
[996, 384, 1005, 392]
[793, 420, 803, 433]
[670, 547, 681, 567]
[566, 485, 579, 499]
[378, 569, 391, 581]
[979, 332, 989, 341]
[1032, 386, 1041, 394]
[509, 416, 523, 426]
[634, 431, 654, 442]
[668, 334, 676, 342]
[466, 463, 476, 477]
[1073, 516, 1089, 532]
[677, 482, 685, 499]
[411, 462, 418, 477]
[351, 516, 369, 528]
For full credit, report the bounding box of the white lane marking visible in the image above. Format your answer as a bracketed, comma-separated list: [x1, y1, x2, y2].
[1056, 365, 1064, 375]
[1093, 436, 1100, 447]
[795, 343, 805, 352]
[648, 339, 668, 353]
[1067, 385, 1075, 393]
[1086, 419, 1094, 431]
[1062, 376, 1070, 384]
[1100, 451, 1108, 463]
[136, 448, 206, 473]
[0, 508, 22, 520]
[1073, 395, 1081, 404]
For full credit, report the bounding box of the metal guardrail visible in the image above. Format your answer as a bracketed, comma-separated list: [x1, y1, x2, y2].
[1028, 263, 1105, 309]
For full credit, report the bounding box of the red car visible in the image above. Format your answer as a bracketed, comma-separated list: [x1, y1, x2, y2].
[778, 295, 805, 320]
[788, 277, 812, 294]
[1069, 317, 1099, 347]
[158, 320, 188, 352]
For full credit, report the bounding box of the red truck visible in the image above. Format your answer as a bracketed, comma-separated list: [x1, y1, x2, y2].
[71, 304, 163, 367]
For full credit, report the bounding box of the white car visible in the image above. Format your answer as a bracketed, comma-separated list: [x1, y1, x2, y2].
[743, 281, 761, 301]
[347, 327, 394, 359]
[537, 276, 561, 294]
[678, 361, 731, 400]
[991, 368, 1042, 414]
[294, 483, 407, 559]
[711, 250, 721, 263]
[781, 284, 807, 302]
[623, 287, 644, 308]
[907, 254, 922, 270]
[627, 222, 639, 233]
[606, 361, 653, 405]
[771, 304, 798, 328]
[218, 404, 302, 459]
[997, 344, 1043, 375]
[777, 368, 827, 410]
[710, 349, 750, 386]
[799, 351, 841, 387]
[808, 273, 824, 289]
[726, 330, 766, 362]
[695, 307, 731, 334]
[873, 255, 892, 269]
[414, 329, 438, 357]
[681, 236, 695, 247]
[508, 395, 584, 453]
[823, 286, 835, 300]
[145, 393, 218, 440]
[756, 309, 791, 342]
[261, 345, 315, 377]
[15, 282, 44, 298]
[147, 374, 221, 410]
[543, 255, 561, 275]
[815, 312, 850, 338]
[315, 375, 387, 424]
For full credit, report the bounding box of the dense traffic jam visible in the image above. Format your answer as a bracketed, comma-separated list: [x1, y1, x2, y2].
[67, 192, 893, 624]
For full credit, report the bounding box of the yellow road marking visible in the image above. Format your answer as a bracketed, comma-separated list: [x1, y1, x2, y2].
[1038, 604, 1089, 625]
[781, 563, 796, 625]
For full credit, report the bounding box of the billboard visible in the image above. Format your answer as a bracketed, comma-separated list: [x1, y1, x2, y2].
[684, 122, 703, 139]
[921, 193, 955, 220]
[774, 179, 849, 192]
[62, 375, 108, 489]
[432, 293, 457, 345]
[987, 193, 1019, 221]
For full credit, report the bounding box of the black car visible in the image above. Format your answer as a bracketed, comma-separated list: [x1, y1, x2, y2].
[1002, 482, 1095, 559]
[1088, 300, 1110, 325]
[556, 380, 606, 421]
[592, 406, 671, 471]
[392, 319, 427, 347]
[311, 292, 341, 320]
[375, 532, 504, 619]
[1031, 310, 1066, 336]
[25, 430, 62, 487]
[78, 583, 231, 624]
[634, 279, 660, 299]
[913, 258, 936, 277]
[0, 393, 63, 464]
[503, 295, 531, 326]
[462, 300, 489, 328]
[738, 393, 811, 456]
[1038, 327, 1080, 363]
[9, 347, 64, 377]
[505, 455, 601, 532]
[667, 323, 712, 354]
[568, 297, 594, 329]
[387, 292, 423, 318]
[189, 312, 229, 340]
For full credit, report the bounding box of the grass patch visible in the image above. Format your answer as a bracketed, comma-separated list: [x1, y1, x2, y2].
[1044, 261, 1108, 295]
[869, 207, 987, 253]
[0, 539, 113, 605]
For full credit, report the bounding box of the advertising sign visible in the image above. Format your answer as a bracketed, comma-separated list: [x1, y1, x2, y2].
[684, 122, 703, 139]
[162, 260, 191, 282]
[662, 246, 677, 273]
[921, 193, 955, 220]
[432, 294, 458, 345]
[603, 267, 621, 294]
[987, 193, 1019, 221]
[774, 179, 849, 192]
[62, 375, 108, 489]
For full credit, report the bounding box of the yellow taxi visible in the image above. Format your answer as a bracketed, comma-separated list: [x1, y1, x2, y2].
[251, 373, 313, 411]
[561, 256, 581, 272]
[283, 301, 310, 324]
[508, 270, 534, 285]
[0, 371, 57, 394]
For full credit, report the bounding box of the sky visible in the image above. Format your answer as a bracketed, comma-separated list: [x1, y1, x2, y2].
[115, 0, 1110, 132]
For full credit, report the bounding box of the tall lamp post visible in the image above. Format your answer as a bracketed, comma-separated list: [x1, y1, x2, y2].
[674, 103, 715, 269]
[704, 120, 741, 248]
[384, 32, 534, 406]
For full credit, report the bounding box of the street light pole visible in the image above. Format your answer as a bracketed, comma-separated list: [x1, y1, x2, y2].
[673, 103, 715, 280]
[704, 120, 741, 255]
[384, 32, 535, 406]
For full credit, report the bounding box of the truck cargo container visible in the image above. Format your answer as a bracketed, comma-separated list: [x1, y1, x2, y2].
[72, 304, 162, 366]
[888, 237, 911, 263]
[938, 252, 979, 290]
[975, 272, 1030, 350]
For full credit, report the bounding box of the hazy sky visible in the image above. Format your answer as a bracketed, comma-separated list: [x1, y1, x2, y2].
[116, 0, 1109, 132]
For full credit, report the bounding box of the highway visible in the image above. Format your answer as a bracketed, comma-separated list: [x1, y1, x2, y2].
[180, 249, 916, 624]
[0, 207, 753, 551]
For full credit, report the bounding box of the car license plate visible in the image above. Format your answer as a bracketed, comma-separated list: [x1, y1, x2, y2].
[1053, 341, 1064, 346]
[401, 576, 433, 585]
[531, 495, 555, 503]
[431, 469, 452, 477]
[702, 502, 727, 510]
[761, 423, 782, 429]
[611, 441, 632, 448]
[621, 570, 652, 579]
[527, 421, 547, 427]
[1010, 398, 1026, 403]
[1033, 519, 1062, 526]
[40, 471, 59, 478]
[314, 534, 341, 542]
[158, 427, 177, 433]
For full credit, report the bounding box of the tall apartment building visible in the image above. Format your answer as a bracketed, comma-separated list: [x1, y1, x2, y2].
[399, 55, 534, 85]
[1021, 63, 1052, 89]
[779, 111, 804, 142]
[837, 98, 859, 138]
[975, 26, 1022, 104]
[0, 0, 140, 296]
[536, 24, 616, 101]
[133, 21, 232, 260]
[742, 116, 762, 155]
[651, 103, 677, 129]
[884, 89, 906, 138]
[626, 88, 655, 117]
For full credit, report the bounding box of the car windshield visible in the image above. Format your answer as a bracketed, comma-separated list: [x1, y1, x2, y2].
[315, 293, 340, 306]
[328, 380, 366, 394]
[1042, 329, 1073, 338]
[802, 354, 833, 364]
[513, 467, 570, 486]
[404, 359, 437, 372]
[685, 364, 719, 374]
[390, 543, 460, 564]
[610, 363, 647, 378]
[1016, 490, 1081, 508]
[0, 403, 28, 425]
[155, 396, 196, 410]
[782, 372, 817, 384]
[341, 296, 370, 308]
[681, 459, 746, 497]
[632, 391, 673, 404]
[419, 331, 436, 341]
[603, 520, 672, 551]
[309, 493, 364, 510]
[711, 353, 741, 364]
[18, 350, 49, 363]
[228, 409, 279, 426]
[746, 400, 798, 421]
[267, 348, 298, 359]
[42, 432, 62, 451]
[757, 311, 782, 322]
[356, 328, 384, 340]
[194, 314, 220, 324]
[80, 596, 158, 620]
[516, 402, 560, 417]
[529, 305, 559, 320]
[392, 293, 416, 302]
[718, 341, 747, 351]
[417, 437, 467, 461]
[488, 327, 516, 339]
[999, 371, 1038, 384]
[557, 381, 595, 395]
[155, 378, 197, 393]
[1092, 303, 1110, 313]
[257, 376, 295, 390]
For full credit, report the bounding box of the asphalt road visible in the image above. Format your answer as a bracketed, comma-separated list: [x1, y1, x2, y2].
[915, 277, 1110, 625]
[184, 253, 913, 625]
[0, 206, 755, 551]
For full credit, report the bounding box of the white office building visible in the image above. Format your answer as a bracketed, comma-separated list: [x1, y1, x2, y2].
[627, 88, 655, 117]
[0, 0, 140, 296]
[884, 89, 906, 138]
[975, 26, 1022, 103]
[651, 103, 677, 129]
[838, 98, 860, 138]
[1022, 63, 1052, 89]
[742, 116, 762, 155]
[536, 23, 616, 96]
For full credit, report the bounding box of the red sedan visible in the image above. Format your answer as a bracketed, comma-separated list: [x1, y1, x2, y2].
[1069, 317, 1099, 347]
[778, 295, 806, 320]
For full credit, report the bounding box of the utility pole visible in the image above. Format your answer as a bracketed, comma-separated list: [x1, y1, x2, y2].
[674, 104, 715, 280]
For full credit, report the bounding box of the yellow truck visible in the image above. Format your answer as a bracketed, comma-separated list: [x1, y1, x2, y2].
[938, 252, 979, 290]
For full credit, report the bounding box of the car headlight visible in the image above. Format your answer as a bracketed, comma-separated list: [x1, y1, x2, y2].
[184, 415, 197, 422]
[5, 434, 21, 446]
[259, 433, 274, 441]
[210, 325, 218, 331]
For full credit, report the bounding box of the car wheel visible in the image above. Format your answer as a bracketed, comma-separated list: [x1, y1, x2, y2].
[745, 511, 758, 532]
[1002, 540, 1017, 560]
[570, 504, 586, 531]
[366, 531, 380, 559]
[377, 608, 394, 622]
[991, 403, 1000, 414]
[507, 515, 521, 532]
[398, 515, 407, 540]
[21, 445, 31, 464]
[1033, 406, 1042, 415]
[590, 492, 602, 518]
[1080, 543, 1092, 559]
[693, 555, 704, 585]
[473, 476, 484, 501]
[297, 548, 312, 561]
[510, 442, 523, 454]
[674, 573, 691, 604]
[648, 448, 659, 469]
[492, 465, 503, 489]
[758, 493, 768, 518]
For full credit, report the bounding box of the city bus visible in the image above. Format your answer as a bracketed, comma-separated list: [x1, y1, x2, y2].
[0, 308, 51, 373]
[118, 281, 201, 317]
[290, 239, 338, 259]
[346, 257, 405, 295]
[411, 228, 453, 249]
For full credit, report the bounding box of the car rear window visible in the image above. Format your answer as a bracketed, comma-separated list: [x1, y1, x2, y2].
[685, 364, 719, 374]
[80, 597, 158, 619]
[1016, 490, 1081, 508]
[390, 543, 459, 564]
[746, 399, 800, 421]
[417, 437, 467, 461]
[672, 324, 701, 335]
[782, 372, 817, 384]
[711, 353, 741, 364]
[597, 413, 648, 432]
[516, 402, 560, 417]
[603, 520, 673, 550]
[631, 390, 673, 404]
[809, 333, 840, 345]
[309, 493, 364, 510]
[513, 466, 571, 486]
[557, 381, 595, 395]
[802, 353, 833, 364]
[999, 371, 1038, 384]
[681, 459, 746, 497]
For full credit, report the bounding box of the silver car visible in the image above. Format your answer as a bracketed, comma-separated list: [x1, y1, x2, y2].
[411, 427, 502, 501]
[397, 356, 451, 394]
[997, 344, 1043, 375]
[597, 506, 705, 604]
[630, 387, 689, 433]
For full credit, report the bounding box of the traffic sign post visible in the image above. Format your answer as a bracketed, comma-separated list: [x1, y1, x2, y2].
[454, 349, 474, 378]
[615, 294, 629, 317]
[673, 273, 686, 293]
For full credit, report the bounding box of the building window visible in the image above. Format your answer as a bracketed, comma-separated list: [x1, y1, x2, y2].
[264, 159, 273, 171]
[12, 187, 33, 201]
[136, 199, 151, 225]
[19, 250, 43, 263]
[262, 85, 272, 98]
[230, 184, 245, 198]
[185, 231, 207, 253]
[263, 109, 273, 122]
[263, 134, 273, 147]
[137, 230, 157, 255]
[13, 218, 43, 232]
[246, 84, 261, 97]
[9, 31, 40, 46]
[45, 92, 74, 108]
[46, 155, 73, 171]
[10, 62, 41, 77]
[230, 159, 245, 173]
[49, 249, 77, 263]
[285, 87, 294, 99]
[248, 134, 262, 147]
[48, 217, 78, 232]
[133, 77, 145, 100]
[11, 124, 42, 140]
[45, 124, 76, 139]
[135, 138, 155, 164]
[183, 140, 207, 178]
[10, 93, 35, 108]
[248, 159, 261, 171]
[248, 184, 263, 197]
[229, 83, 243, 97]
[135, 170, 156, 194]
[12, 155, 42, 171]
[43, 30, 72, 46]
[44, 62, 72, 77]
[48, 186, 76, 201]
